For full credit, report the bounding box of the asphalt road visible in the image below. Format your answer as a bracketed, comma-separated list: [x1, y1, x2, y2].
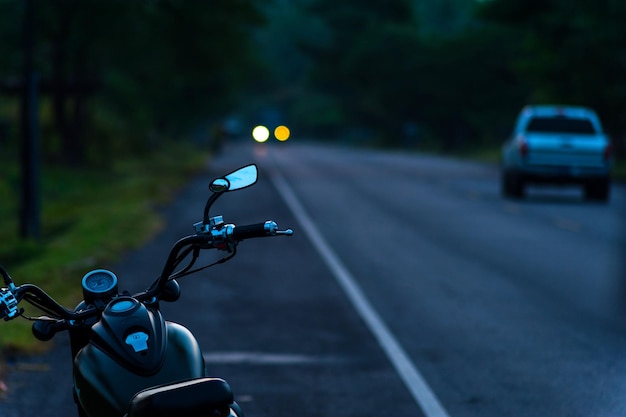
[1, 141, 625, 417]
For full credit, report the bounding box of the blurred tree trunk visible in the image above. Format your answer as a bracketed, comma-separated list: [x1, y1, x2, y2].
[49, 1, 87, 167]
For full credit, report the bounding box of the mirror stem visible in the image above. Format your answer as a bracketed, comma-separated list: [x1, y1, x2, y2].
[203, 192, 222, 224]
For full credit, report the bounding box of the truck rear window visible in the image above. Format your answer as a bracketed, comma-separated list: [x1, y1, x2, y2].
[525, 117, 596, 134]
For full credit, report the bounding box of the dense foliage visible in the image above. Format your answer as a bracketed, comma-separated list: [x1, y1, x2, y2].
[0, 0, 267, 166]
[476, 0, 626, 156]
[294, 0, 626, 154]
[0, 0, 624, 163]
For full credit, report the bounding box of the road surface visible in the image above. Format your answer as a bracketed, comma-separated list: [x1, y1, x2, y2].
[2, 141, 625, 417]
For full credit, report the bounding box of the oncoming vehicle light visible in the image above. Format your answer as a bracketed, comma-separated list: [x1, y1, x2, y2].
[274, 125, 290, 142]
[252, 125, 270, 143]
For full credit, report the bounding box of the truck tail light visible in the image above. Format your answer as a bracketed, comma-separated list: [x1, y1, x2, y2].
[518, 136, 529, 158]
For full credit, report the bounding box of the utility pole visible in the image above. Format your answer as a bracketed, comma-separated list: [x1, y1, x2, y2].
[20, 0, 40, 239]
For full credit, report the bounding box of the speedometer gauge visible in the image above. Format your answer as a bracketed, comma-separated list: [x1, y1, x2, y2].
[82, 269, 118, 304]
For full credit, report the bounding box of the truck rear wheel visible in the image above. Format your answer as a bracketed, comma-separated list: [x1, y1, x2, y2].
[502, 171, 525, 199]
[584, 178, 610, 202]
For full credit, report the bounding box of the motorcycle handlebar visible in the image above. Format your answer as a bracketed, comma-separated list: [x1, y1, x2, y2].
[232, 221, 293, 241]
[1, 219, 293, 322]
[0, 284, 98, 323]
[147, 220, 292, 299]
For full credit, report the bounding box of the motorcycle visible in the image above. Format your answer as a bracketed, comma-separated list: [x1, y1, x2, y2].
[0, 164, 293, 417]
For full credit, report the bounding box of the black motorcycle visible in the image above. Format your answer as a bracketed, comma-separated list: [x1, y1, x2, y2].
[0, 164, 292, 417]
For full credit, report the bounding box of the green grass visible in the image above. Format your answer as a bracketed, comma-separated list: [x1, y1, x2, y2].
[0, 142, 210, 352]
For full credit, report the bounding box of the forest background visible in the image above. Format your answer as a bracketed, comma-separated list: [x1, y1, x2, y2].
[0, 0, 625, 351]
[1, 0, 625, 166]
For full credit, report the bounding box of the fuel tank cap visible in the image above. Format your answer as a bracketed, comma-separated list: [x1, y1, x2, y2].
[126, 331, 149, 352]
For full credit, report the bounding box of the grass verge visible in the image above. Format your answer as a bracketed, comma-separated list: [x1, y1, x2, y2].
[0, 141, 210, 352]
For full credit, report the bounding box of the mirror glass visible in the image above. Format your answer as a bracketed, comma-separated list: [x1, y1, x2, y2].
[210, 164, 258, 193]
[225, 164, 258, 190]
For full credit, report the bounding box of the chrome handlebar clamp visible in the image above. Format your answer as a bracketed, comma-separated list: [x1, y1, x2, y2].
[0, 288, 19, 320]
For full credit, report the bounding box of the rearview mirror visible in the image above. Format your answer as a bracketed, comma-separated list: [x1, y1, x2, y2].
[209, 164, 258, 193]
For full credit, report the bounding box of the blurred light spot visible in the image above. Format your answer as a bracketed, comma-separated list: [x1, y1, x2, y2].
[252, 125, 270, 143]
[274, 125, 290, 141]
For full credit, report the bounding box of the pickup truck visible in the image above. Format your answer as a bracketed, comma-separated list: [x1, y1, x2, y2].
[501, 105, 612, 201]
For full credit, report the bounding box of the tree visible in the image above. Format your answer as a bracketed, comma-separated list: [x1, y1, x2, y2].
[302, 0, 420, 142]
[477, 0, 626, 156]
[301, 0, 525, 149]
[0, 0, 269, 166]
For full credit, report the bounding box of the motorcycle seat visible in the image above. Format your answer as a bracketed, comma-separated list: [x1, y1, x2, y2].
[126, 377, 234, 417]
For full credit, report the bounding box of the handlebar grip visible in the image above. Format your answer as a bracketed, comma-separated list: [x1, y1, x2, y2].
[232, 222, 274, 241]
[32, 319, 67, 341]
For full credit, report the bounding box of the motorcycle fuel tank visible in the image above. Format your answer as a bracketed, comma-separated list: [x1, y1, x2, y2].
[73, 297, 205, 417]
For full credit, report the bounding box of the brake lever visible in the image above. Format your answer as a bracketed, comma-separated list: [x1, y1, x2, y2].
[273, 228, 293, 236]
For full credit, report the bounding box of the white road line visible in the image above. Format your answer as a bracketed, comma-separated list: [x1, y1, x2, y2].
[269, 164, 451, 417]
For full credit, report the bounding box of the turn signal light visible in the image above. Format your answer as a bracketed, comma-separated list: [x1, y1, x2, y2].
[518, 136, 529, 158]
